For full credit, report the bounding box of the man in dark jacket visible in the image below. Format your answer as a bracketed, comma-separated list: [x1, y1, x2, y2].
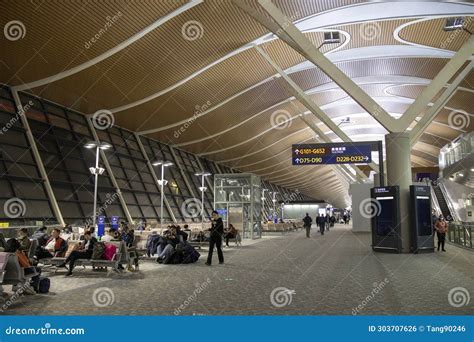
[303, 213, 312, 238]
[59, 231, 97, 276]
[34, 228, 67, 260]
[318, 214, 326, 235]
[206, 210, 224, 266]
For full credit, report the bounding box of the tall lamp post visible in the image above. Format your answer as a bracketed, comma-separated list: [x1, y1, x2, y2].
[261, 188, 268, 221]
[272, 191, 278, 223]
[84, 141, 112, 229]
[195, 172, 211, 231]
[153, 161, 173, 229]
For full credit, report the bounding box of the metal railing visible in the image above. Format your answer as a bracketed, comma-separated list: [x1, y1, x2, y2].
[448, 222, 473, 250]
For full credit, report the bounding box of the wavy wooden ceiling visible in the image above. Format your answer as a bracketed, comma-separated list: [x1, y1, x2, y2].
[1, 0, 474, 207]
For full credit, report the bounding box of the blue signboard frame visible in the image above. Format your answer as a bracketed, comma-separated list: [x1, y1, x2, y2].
[97, 216, 105, 237]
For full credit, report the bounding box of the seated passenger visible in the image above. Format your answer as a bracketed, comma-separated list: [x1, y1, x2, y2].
[59, 231, 97, 276]
[156, 227, 180, 263]
[34, 228, 67, 260]
[4, 239, 38, 295]
[31, 226, 49, 247]
[224, 224, 238, 247]
[17, 228, 31, 253]
[101, 229, 115, 242]
[175, 225, 188, 242]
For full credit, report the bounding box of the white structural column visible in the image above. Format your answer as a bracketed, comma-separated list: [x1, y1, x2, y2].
[11, 89, 65, 226]
[87, 117, 134, 224]
[410, 60, 474, 145]
[255, 46, 380, 174]
[238, 0, 397, 132]
[385, 132, 412, 253]
[399, 34, 474, 131]
[135, 134, 177, 223]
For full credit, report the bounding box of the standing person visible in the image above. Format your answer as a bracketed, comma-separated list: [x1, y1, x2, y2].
[330, 215, 336, 228]
[325, 214, 330, 232]
[318, 214, 326, 235]
[431, 210, 438, 236]
[434, 215, 448, 252]
[206, 210, 224, 266]
[303, 213, 312, 238]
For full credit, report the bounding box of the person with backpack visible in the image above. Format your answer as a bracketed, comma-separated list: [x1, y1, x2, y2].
[58, 231, 97, 276]
[206, 210, 224, 266]
[303, 213, 312, 238]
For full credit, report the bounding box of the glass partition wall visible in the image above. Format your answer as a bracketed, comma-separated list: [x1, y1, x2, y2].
[214, 173, 262, 239]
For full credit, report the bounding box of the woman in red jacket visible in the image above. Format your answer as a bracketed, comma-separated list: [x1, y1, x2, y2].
[434, 215, 448, 252]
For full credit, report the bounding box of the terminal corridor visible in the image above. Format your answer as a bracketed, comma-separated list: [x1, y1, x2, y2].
[4, 224, 472, 316]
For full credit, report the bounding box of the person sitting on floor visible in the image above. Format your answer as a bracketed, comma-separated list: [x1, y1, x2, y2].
[156, 227, 180, 263]
[17, 228, 31, 253]
[58, 231, 97, 276]
[34, 228, 67, 261]
[175, 225, 188, 242]
[223, 224, 238, 247]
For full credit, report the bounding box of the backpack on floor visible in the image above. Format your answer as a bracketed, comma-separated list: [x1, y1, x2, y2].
[181, 242, 200, 264]
[31, 276, 50, 293]
[92, 242, 106, 260]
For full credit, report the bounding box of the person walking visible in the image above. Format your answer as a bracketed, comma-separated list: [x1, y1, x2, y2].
[303, 213, 312, 238]
[318, 214, 326, 235]
[434, 215, 448, 252]
[206, 210, 224, 266]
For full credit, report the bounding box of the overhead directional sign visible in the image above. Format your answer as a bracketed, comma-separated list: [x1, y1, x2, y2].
[292, 142, 372, 165]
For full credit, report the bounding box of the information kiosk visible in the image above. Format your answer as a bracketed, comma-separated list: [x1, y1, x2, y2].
[370, 186, 401, 253]
[409, 185, 434, 253]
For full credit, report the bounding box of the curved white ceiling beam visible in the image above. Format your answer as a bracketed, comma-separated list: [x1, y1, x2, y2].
[295, 2, 474, 32]
[173, 75, 432, 147]
[217, 127, 311, 163]
[12, 0, 203, 92]
[140, 46, 453, 135]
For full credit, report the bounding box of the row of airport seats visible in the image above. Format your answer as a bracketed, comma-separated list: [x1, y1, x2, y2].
[0, 252, 39, 294]
[262, 221, 303, 233]
[40, 240, 137, 275]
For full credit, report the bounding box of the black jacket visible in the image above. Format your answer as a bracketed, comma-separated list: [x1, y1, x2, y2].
[85, 237, 97, 252]
[210, 218, 224, 237]
[303, 215, 312, 226]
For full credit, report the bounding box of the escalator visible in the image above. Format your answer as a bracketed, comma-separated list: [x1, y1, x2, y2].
[432, 184, 452, 219]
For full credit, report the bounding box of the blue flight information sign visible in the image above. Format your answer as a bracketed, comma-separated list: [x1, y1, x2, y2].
[292, 142, 372, 165]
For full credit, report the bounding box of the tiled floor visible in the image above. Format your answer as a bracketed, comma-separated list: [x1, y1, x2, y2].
[1, 224, 473, 315]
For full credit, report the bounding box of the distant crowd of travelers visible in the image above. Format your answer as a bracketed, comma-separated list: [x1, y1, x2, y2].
[302, 213, 339, 238]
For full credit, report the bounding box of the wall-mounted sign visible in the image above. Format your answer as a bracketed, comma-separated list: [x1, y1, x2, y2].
[292, 142, 372, 165]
